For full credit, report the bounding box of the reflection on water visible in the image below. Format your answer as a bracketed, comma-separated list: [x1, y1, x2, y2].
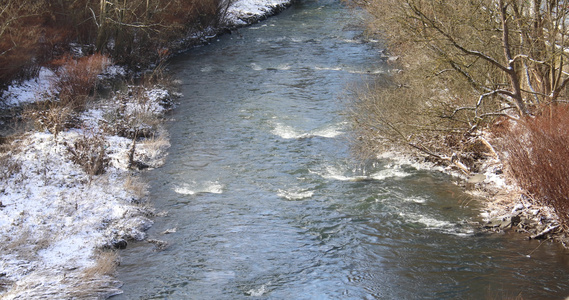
[113, 0, 569, 299]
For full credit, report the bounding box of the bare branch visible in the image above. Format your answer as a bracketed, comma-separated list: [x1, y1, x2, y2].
[408, 1, 510, 73]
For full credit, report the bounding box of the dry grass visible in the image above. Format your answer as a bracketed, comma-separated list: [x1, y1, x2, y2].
[0, 226, 52, 262]
[124, 175, 148, 199]
[138, 130, 170, 163]
[20, 54, 111, 137]
[0, 152, 21, 182]
[1, 230, 31, 254]
[82, 250, 119, 280]
[498, 105, 569, 226]
[59, 250, 122, 299]
[22, 101, 74, 137]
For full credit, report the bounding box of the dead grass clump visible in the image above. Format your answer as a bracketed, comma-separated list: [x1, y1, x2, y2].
[65, 131, 110, 177]
[0, 141, 21, 182]
[22, 101, 75, 137]
[498, 106, 569, 226]
[138, 132, 170, 159]
[124, 175, 148, 199]
[82, 250, 119, 280]
[63, 250, 122, 299]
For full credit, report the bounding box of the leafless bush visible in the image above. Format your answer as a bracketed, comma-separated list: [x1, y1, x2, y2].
[100, 83, 173, 139]
[50, 53, 111, 110]
[65, 131, 110, 177]
[498, 106, 569, 226]
[349, 54, 488, 173]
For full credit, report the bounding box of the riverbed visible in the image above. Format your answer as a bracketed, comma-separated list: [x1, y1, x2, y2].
[113, 0, 569, 299]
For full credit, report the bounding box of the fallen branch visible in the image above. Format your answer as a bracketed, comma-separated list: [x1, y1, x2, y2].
[408, 142, 470, 174]
[530, 225, 559, 240]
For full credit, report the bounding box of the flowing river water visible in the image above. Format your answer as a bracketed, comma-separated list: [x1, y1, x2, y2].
[113, 1, 569, 299]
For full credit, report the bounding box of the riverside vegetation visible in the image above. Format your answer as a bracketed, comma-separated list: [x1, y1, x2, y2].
[351, 0, 569, 244]
[0, 0, 293, 298]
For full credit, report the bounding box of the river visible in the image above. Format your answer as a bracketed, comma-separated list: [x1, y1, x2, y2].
[112, 0, 569, 299]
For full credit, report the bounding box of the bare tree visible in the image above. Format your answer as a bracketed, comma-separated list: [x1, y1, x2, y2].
[353, 0, 569, 169]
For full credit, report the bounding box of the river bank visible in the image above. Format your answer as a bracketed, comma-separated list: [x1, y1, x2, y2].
[0, 0, 292, 298]
[380, 143, 568, 248]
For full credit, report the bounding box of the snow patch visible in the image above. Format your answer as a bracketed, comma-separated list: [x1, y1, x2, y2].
[226, 0, 291, 26]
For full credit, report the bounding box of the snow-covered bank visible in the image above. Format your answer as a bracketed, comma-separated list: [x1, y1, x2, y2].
[0, 0, 294, 298]
[226, 0, 292, 26]
[0, 85, 173, 299]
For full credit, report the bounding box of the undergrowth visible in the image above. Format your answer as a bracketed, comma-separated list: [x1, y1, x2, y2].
[50, 53, 111, 110]
[65, 130, 110, 178]
[498, 106, 569, 226]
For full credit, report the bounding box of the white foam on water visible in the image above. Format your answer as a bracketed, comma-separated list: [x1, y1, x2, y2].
[251, 63, 263, 71]
[271, 123, 307, 139]
[400, 212, 474, 236]
[347, 69, 385, 75]
[376, 151, 457, 177]
[271, 123, 344, 139]
[277, 63, 291, 70]
[313, 166, 355, 181]
[401, 196, 427, 204]
[174, 181, 224, 195]
[311, 125, 343, 138]
[314, 66, 343, 71]
[200, 66, 213, 72]
[368, 168, 411, 181]
[316, 165, 410, 182]
[416, 215, 454, 229]
[173, 187, 196, 195]
[246, 283, 269, 296]
[277, 188, 314, 200]
[313, 65, 384, 75]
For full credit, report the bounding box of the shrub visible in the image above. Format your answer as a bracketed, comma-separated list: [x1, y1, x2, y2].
[498, 106, 569, 226]
[65, 131, 110, 178]
[50, 53, 111, 110]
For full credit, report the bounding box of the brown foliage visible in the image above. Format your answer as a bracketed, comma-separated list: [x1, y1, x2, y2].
[22, 53, 110, 135]
[0, 0, 231, 87]
[0, 1, 45, 85]
[50, 53, 111, 109]
[0, 1, 81, 86]
[499, 106, 569, 225]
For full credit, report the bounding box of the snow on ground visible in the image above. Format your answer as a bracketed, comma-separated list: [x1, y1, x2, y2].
[0, 85, 172, 299]
[0, 0, 294, 298]
[1, 69, 57, 108]
[226, 0, 292, 25]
